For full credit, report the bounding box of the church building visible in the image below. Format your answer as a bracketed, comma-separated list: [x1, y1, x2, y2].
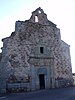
[0, 7, 73, 93]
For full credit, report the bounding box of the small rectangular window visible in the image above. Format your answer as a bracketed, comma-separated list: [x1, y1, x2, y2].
[40, 47, 44, 54]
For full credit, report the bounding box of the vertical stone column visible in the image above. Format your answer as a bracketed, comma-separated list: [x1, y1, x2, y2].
[45, 67, 50, 89]
[50, 58, 55, 88]
[30, 65, 36, 91]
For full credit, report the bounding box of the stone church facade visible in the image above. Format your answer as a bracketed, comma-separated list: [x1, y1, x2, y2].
[0, 7, 73, 93]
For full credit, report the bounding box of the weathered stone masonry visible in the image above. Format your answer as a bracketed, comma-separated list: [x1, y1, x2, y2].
[0, 7, 73, 93]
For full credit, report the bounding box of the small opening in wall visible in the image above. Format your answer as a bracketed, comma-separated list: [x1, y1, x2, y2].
[40, 47, 44, 54]
[38, 10, 41, 13]
[35, 15, 38, 22]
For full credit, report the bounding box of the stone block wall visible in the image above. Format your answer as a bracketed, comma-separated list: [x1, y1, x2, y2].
[0, 7, 73, 93]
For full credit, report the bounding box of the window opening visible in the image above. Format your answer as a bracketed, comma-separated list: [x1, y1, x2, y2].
[35, 16, 38, 22]
[40, 47, 44, 54]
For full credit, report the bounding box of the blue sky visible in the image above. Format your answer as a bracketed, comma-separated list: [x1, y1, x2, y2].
[0, 0, 75, 72]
